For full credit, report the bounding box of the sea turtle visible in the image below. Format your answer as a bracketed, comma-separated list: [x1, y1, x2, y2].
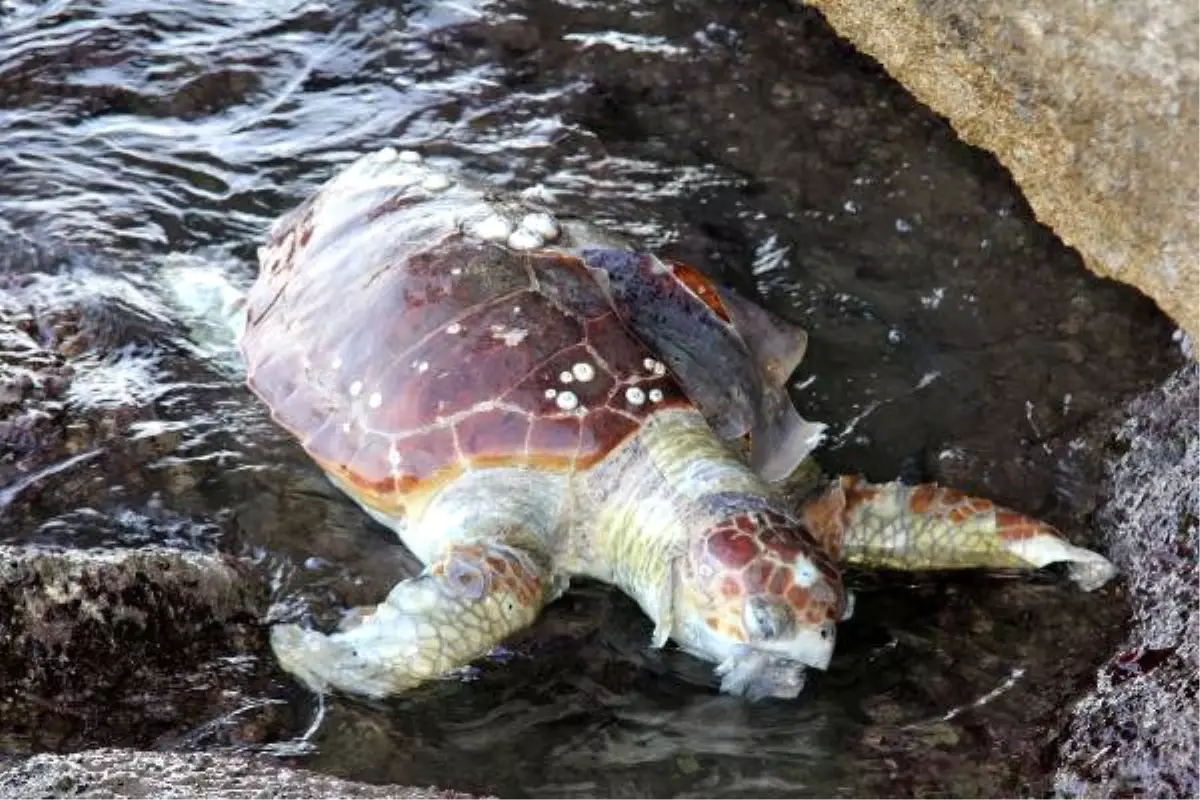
[242, 147, 1115, 701]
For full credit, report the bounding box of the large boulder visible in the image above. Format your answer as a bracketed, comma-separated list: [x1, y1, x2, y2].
[1054, 364, 1199, 797]
[800, 0, 1200, 344]
[0, 749, 479, 799]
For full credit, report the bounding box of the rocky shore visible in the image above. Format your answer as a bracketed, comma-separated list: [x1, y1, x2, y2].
[800, 0, 1199, 344]
[0, 749, 480, 799]
[1054, 364, 1199, 798]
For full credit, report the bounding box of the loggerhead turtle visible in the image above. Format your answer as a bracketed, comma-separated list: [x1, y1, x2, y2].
[241, 148, 1115, 701]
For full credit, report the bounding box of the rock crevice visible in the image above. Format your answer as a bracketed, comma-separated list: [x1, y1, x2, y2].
[802, 0, 1200, 343]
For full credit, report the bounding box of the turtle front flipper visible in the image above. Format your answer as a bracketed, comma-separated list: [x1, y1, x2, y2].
[271, 542, 548, 698]
[798, 476, 1117, 591]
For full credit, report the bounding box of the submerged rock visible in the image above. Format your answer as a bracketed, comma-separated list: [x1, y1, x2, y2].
[0, 237, 282, 750]
[0, 545, 275, 752]
[801, 0, 1200, 344]
[1054, 364, 1199, 797]
[0, 236, 184, 534]
[0, 749, 481, 798]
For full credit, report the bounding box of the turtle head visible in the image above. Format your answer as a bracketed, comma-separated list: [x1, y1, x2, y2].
[675, 509, 845, 700]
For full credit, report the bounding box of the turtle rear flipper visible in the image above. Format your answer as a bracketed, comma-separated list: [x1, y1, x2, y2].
[749, 388, 826, 484]
[798, 476, 1117, 591]
[271, 541, 547, 698]
[581, 249, 825, 475]
[714, 284, 809, 386]
[160, 258, 249, 375]
[713, 285, 826, 482]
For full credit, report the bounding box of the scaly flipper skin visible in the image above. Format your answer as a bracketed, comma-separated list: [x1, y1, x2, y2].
[270, 542, 547, 698]
[798, 476, 1117, 591]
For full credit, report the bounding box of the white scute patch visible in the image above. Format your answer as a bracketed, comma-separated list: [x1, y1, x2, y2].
[520, 184, 555, 204]
[471, 214, 514, 242]
[625, 386, 646, 405]
[793, 560, 820, 587]
[507, 228, 543, 250]
[368, 392, 383, 408]
[489, 324, 529, 347]
[643, 357, 666, 375]
[555, 391, 579, 411]
[446, 323, 463, 335]
[520, 212, 559, 241]
[559, 370, 574, 384]
[571, 362, 595, 382]
[648, 388, 664, 403]
[332, 356, 343, 370]
[544, 388, 558, 399]
[388, 447, 402, 466]
[349, 380, 363, 397]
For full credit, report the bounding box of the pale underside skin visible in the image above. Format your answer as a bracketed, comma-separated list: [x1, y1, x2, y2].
[274, 408, 839, 700]
[271, 406, 1117, 701]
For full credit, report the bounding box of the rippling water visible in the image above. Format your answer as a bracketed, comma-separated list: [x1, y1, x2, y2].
[0, 0, 1184, 796]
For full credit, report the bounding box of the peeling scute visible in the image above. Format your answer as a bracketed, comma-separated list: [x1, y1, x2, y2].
[715, 285, 809, 385]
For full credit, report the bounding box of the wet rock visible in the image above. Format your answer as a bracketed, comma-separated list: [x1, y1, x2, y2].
[0, 236, 181, 533]
[0, 234, 273, 543]
[801, 0, 1200, 343]
[1053, 364, 1199, 798]
[0, 749, 481, 798]
[0, 544, 277, 752]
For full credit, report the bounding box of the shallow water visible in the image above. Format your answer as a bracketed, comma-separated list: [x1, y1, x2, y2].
[0, 0, 1184, 796]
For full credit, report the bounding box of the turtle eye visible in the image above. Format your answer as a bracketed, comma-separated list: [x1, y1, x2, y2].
[744, 596, 795, 641]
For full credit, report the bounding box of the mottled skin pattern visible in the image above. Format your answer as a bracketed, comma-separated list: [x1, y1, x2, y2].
[246, 148, 1116, 702]
[800, 476, 1115, 588]
[322, 542, 547, 697]
[689, 510, 843, 643]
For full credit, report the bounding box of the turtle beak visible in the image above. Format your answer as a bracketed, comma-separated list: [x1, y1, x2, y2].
[715, 648, 808, 701]
[788, 625, 836, 671]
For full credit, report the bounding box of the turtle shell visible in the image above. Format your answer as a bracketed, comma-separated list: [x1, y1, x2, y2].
[240, 150, 688, 515]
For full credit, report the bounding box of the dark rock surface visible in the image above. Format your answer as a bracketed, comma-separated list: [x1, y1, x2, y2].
[0, 235, 295, 751]
[0, 749, 480, 798]
[1054, 364, 1199, 798]
[0, 545, 275, 752]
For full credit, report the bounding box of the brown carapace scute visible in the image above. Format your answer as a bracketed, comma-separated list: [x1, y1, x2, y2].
[242, 231, 691, 516]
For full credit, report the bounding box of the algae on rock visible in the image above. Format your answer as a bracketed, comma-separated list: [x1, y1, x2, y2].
[1054, 364, 1199, 798]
